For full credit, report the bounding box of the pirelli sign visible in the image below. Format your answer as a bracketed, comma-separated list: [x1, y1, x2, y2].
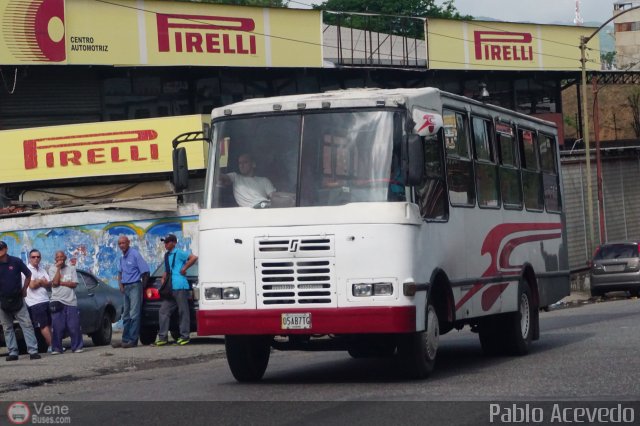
[426, 18, 601, 71]
[1, 115, 208, 184]
[0, 0, 322, 67]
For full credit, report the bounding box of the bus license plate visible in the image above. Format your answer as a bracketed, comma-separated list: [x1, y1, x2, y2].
[281, 313, 312, 330]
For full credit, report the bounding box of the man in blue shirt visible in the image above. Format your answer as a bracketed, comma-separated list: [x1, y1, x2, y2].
[0, 241, 41, 361]
[114, 236, 150, 348]
[154, 234, 198, 346]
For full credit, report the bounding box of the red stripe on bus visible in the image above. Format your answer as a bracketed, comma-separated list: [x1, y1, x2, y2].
[197, 306, 417, 335]
[455, 222, 563, 312]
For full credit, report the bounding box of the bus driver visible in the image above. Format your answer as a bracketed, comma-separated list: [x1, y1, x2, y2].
[219, 153, 276, 208]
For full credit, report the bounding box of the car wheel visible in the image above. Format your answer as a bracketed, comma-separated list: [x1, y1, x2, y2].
[16, 333, 28, 355]
[225, 335, 272, 382]
[397, 298, 439, 379]
[90, 312, 113, 346]
[590, 288, 601, 298]
[36, 330, 48, 353]
[140, 328, 158, 345]
[139, 328, 158, 346]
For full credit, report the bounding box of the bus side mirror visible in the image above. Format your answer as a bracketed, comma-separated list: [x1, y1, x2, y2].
[172, 147, 189, 193]
[404, 134, 424, 186]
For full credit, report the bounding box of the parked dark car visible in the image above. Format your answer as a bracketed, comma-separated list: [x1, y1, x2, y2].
[589, 241, 640, 298]
[139, 264, 198, 345]
[0, 269, 123, 353]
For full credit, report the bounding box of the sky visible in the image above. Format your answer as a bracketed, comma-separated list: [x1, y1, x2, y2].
[287, 0, 619, 25]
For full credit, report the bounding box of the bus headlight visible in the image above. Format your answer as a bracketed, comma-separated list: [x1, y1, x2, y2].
[222, 287, 241, 300]
[352, 282, 393, 297]
[205, 287, 222, 300]
[373, 282, 393, 296]
[352, 283, 373, 297]
[204, 286, 241, 300]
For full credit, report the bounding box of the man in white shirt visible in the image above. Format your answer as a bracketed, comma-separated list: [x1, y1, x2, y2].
[48, 251, 82, 354]
[220, 153, 276, 207]
[24, 249, 52, 350]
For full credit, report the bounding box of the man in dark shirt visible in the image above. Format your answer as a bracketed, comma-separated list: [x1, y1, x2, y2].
[0, 241, 41, 361]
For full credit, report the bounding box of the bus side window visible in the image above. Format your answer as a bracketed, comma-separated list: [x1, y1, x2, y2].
[496, 123, 523, 210]
[519, 129, 544, 211]
[538, 133, 561, 212]
[443, 110, 475, 207]
[471, 116, 499, 208]
[416, 133, 448, 220]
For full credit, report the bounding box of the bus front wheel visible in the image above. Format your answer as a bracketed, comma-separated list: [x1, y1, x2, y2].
[225, 335, 272, 382]
[398, 299, 439, 379]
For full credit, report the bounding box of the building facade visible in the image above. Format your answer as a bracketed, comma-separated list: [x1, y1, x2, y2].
[614, 0, 640, 69]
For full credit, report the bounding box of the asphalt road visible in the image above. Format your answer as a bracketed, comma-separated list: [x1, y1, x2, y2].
[2, 298, 639, 425]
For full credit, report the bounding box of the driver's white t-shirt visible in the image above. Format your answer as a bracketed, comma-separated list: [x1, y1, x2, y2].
[227, 172, 276, 207]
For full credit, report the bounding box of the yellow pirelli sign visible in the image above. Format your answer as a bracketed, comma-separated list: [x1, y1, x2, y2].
[0, 0, 322, 67]
[427, 18, 601, 71]
[1, 115, 208, 184]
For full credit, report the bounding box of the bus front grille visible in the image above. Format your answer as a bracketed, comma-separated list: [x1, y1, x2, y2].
[256, 259, 335, 306]
[255, 236, 335, 259]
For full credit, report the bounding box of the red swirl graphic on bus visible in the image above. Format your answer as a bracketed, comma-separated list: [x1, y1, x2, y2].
[2, 0, 66, 62]
[455, 222, 562, 312]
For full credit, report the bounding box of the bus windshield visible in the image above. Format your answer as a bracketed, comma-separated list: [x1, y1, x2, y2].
[208, 110, 405, 208]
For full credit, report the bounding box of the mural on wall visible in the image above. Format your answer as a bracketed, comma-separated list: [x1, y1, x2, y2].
[0, 215, 198, 288]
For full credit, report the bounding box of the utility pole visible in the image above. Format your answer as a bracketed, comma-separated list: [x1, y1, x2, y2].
[579, 4, 640, 254]
[580, 35, 594, 254]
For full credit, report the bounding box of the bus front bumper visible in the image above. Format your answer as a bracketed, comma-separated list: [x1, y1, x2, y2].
[197, 306, 416, 335]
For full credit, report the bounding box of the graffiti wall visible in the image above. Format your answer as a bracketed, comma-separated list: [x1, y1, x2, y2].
[0, 215, 198, 288]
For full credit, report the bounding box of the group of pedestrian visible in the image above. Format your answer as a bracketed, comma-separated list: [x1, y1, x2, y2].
[0, 232, 197, 361]
[0, 242, 82, 361]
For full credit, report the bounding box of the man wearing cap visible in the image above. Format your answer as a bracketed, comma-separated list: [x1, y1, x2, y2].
[113, 235, 149, 348]
[0, 241, 41, 361]
[154, 234, 198, 346]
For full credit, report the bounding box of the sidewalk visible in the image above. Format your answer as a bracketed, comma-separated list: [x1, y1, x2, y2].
[560, 291, 591, 303]
[0, 333, 226, 397]
[550, 290, 639, 310]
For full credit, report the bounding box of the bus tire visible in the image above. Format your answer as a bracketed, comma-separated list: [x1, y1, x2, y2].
[398, 299, 439, 379]
[503, 280, 534, 356]
[225, 335, 272, 382]
[479, 316, 504, 356]
[347, 336, 396, 358]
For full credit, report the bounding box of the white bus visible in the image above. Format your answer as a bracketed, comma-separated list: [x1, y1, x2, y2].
[172, 87, 569, 382]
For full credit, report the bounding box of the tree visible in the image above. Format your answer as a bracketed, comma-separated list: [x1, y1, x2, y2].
[313, 0, 471, 39]
[313, 0, 467, 19]
[600, 51, 616, 70]
[627, 88, 640, 138]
